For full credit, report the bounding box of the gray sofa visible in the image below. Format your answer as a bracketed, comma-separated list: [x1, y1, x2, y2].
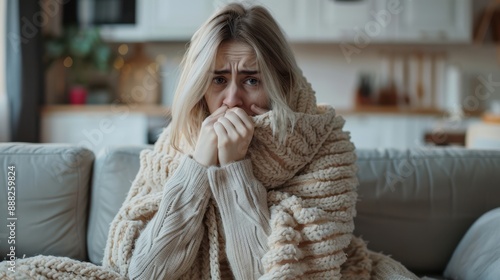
[1, 143, 500, 278]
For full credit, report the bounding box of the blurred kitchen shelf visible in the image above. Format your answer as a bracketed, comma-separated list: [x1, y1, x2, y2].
[337, 106, 445, 116]
[483, 113, 500, 123]
[42, 105, 171, 117]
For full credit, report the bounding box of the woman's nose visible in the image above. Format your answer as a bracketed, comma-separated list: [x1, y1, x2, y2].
[223, 82, 243, 108]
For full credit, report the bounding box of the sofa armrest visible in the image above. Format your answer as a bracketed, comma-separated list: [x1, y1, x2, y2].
[0, 143, 94, 261]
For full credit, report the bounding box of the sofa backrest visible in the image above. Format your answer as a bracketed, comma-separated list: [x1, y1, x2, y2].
[87, 145, 152, 265]
[0, 143, 94, 261]
[354, 148, 500, 274]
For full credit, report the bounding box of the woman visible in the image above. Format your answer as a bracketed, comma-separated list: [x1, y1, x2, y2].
[0, 3, 417, 280]
[102, 3, 419, 280]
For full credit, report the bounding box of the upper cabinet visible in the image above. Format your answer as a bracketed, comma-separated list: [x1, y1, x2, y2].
[145, 0, 215, 41]
[314, 0, 471, 43]
[395, 0, 471, 43]
[99, 0, 472, 43]
[315, 0, 399, 42]
[258, 0, 314, 41]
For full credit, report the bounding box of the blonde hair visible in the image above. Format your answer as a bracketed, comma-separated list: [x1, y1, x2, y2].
[170, 3, 303, 151]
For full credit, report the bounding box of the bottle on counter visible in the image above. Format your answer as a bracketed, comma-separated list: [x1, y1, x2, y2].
[355, 73, 374, 107]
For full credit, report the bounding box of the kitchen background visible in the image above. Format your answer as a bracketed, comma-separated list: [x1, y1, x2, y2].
[39, 0, 500, 153]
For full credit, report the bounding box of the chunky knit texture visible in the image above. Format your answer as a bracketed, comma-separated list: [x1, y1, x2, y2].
[0, 78, 419, 280]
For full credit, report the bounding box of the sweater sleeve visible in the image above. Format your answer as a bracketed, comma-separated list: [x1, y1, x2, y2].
[128, 155, 211, 280]
[207, 159, 270, 280]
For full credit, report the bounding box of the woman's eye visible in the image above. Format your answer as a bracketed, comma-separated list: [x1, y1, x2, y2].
[213, 77, 226, 84]
[245, 78, 259, 86]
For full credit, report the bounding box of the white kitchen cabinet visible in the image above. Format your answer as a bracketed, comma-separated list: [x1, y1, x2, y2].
[316, 0, 399, 42]
[395, 0, 471, 43]
[343, 115, 383, 149]
[211, 0, 313, 41]
[259, 0, 314, 41]
[314, 0, 471, 43]
[343, 114, 438, 149]
[99, 0, 472, 43]
[145, 0, 215, 41]
[41, 108, 149, 154]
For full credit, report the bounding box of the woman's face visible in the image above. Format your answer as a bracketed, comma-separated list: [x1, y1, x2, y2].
[204, 41, 269, 116]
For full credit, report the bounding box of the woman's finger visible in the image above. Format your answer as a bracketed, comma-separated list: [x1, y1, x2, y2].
[213, 121, 229, 145]
[207, 105, 228, 122]
[216, 117, 237, 137]
[228, 107, 254, 132]
[224, 111, 250, 137]
[214, 104, 228, 114]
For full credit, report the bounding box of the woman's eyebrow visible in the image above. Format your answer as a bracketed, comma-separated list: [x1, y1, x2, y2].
[213, 69, 259, 75]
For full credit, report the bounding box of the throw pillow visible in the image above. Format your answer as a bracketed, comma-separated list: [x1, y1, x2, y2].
[444, 207, 500, 280]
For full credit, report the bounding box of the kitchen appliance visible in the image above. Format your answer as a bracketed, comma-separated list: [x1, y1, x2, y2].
[63, 0, 136, 27]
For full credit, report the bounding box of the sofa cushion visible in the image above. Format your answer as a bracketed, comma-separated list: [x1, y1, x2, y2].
[354, 148, 500, 275]
[0, 143, 93, 261]
[444, 207, 500, 279]
[87, 145, 152, 265]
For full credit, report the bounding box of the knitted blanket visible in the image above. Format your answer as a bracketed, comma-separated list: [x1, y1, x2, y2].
[0, 79, 418, 279]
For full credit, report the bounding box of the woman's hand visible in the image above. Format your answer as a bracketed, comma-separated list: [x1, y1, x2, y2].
[213, 107, 255, 166]
[193, 105, 228, 167]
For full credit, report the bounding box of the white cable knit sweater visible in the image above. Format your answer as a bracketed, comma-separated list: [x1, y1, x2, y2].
[0, 79, 419, 280]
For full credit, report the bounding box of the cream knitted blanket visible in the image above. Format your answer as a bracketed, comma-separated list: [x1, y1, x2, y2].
[0, 79, 418, 280]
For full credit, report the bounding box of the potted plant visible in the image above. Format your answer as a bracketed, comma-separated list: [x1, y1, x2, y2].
[44, 26, 113, 105]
